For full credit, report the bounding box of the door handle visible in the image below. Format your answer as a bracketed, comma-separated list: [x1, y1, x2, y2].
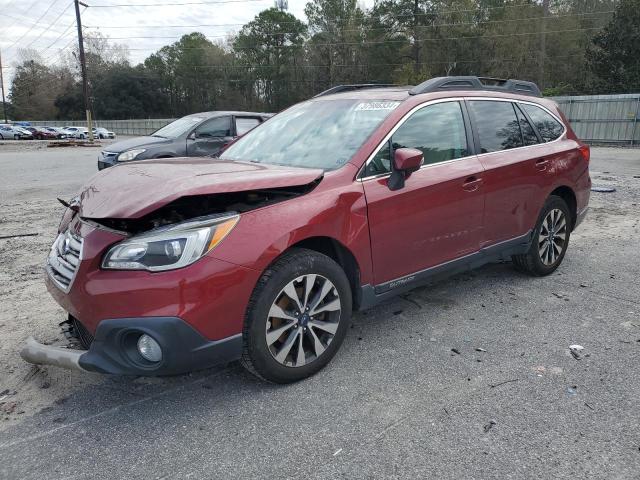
[535, 159, 549, 171]
[462, 176, 483, 192]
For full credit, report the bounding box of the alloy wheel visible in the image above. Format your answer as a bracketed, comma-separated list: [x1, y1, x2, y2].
[266, 274, 341, 368]
[538, 208, 567, 266]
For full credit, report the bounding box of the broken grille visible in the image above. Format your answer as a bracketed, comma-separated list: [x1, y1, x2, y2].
[46, 230, 82, 292]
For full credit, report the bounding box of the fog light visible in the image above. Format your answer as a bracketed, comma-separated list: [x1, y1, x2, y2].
[137, 334, 162, 362]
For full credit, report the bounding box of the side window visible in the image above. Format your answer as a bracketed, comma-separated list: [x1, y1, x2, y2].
[469, 100, 523, 153]
[521, 104, 564, 142]
[515, 104, 539, 145]
[235, 117, 261, 135]
[363, 101, 468, 177]
[195, 116, 231, 138]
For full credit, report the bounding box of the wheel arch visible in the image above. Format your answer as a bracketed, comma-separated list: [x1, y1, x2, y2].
[287, 236, 363, 311]
[549, 185, 577, 230]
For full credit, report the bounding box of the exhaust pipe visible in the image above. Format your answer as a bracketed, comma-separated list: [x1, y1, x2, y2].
[20, 336, 87, 372]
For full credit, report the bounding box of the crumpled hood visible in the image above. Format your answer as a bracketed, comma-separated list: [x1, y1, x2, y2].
[78, 158, 323, 219]
[103, 135, 170, 153]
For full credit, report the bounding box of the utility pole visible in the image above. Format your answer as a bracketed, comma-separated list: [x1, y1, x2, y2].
[539, 0, 550, 90]
[74, 0, 93, 141]
[0, 49, 8, 123]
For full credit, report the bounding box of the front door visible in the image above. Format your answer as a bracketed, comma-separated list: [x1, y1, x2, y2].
[362, 100, 485, 286]
[186, 116, 234, 157]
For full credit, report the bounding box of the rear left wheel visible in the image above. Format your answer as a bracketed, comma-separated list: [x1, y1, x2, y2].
[241, 248, 352, 383]
[512, 195, 571, 276]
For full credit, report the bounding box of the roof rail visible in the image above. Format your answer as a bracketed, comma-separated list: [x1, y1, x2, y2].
[314, 84, 397, 98]
[408, 76, 542, 97]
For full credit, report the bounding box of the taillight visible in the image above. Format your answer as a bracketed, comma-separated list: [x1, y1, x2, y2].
[578, 144, 590, 164]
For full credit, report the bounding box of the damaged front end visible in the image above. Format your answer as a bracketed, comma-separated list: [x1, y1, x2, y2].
[86, 182, 320, 235]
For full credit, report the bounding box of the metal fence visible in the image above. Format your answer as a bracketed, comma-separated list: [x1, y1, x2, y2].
[553, 94, 640, 146]
[26, 93, 640, 145]
[28, 118, 175, 136]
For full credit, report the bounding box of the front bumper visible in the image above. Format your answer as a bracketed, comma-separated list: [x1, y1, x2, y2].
[21, 316, 242, 375]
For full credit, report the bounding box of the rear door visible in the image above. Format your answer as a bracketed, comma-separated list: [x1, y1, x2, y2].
[362, 100, 485, 285]
[467, 99, 542, 246]
[186, 116, 234, 157]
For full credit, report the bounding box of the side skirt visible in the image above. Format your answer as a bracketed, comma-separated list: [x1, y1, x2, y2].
[358, 231, 532, 310]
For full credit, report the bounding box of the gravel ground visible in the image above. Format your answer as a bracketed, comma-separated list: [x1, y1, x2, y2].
[0, 143, 639, 479]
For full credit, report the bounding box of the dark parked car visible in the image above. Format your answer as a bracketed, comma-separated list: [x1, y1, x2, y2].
[25, 126, 58, 140]
[22, 77, 590, 383]
[43, 126, 68, 139]
[97, 111, 271, 170]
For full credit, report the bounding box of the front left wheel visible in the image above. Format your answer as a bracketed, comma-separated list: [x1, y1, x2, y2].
[241, 248, 352, 383]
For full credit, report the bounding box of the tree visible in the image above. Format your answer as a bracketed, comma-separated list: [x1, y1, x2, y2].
[304, 0, 369, 89]
[585, 0, 640, 93]
[144, 33, 233, 115]
[233, 8, 307, 110]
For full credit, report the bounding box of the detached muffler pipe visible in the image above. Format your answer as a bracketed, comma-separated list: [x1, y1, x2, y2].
[20, 336, 87, 372]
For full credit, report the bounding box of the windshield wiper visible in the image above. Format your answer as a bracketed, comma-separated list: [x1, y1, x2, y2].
[151, 134, 166, 138]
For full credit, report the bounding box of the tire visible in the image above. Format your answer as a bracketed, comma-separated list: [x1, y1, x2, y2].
[241, 248, 352, 383]
[512, 195, 572, 276]
[14, 134, 19, 140]
[79, 134, 85, 139]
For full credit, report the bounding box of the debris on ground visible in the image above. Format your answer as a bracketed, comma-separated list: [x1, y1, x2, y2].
[451, 348, 461, 355]
[489, 379, 519, 388]
[567, 385, 578, 396]
[483, 420, 497, 433]
[591, 186, 616, 193]
[569, 344, 584, 360]
[476, 347, 487, 352]
[0, 233, 39, 240]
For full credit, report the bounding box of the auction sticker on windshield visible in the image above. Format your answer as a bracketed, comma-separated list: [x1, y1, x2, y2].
[355, 101, 400, 111]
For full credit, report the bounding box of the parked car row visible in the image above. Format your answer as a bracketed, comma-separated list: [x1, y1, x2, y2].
[0, 123, 116, 141]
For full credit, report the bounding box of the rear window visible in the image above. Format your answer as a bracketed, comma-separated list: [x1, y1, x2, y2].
[515, 104, 539, 145]
[521, 104, 564, 142]
[235, 117, 261, 135]
[469, 100, 523, 153]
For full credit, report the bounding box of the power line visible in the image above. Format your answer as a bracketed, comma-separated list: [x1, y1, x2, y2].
[22, 2, 75, 51]
[85, 25, 604, 52]
[89, 0, 271, 6]
[3, 0, 63, 53]
[84, 10, 612, 43]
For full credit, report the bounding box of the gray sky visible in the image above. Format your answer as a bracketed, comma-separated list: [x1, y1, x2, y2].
[0, 0, 373, 97]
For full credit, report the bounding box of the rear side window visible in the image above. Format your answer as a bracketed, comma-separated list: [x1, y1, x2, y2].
[364, 101, 468, 177]
[195, 116, 231, 138]
[521, 104, 564, 142]
[515, 104, 539, 145]
[235, 117, 261, 135]
[469, 100, 523, 153]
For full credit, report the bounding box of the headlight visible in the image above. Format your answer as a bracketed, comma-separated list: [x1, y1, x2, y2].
[118, 148, 146, 162]
[102, 214, 239, 271]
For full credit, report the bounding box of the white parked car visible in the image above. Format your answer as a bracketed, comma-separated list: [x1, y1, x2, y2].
[63, 126, 90, 139]
[93, 127, 116, 139]
[0, 124, 32, 140]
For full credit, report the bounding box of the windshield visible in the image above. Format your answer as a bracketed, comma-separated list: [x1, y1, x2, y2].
[152, 116, 204, 138]
[220, 99, 400, 170]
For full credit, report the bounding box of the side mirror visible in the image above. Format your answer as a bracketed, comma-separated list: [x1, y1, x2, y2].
[388, 148, 424, 191]
[188, 132, 196, 140]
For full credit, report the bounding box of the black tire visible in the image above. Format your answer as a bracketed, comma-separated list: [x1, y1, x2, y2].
[512, 195, 572, 276]
[241, 248, 352, 383]
[14, 134, 19, 140]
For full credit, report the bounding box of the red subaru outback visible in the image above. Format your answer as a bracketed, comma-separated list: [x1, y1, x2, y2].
[22, 77, 590, 383]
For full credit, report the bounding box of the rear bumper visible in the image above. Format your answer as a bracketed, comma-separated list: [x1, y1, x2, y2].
[21, 316, 242, 375]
